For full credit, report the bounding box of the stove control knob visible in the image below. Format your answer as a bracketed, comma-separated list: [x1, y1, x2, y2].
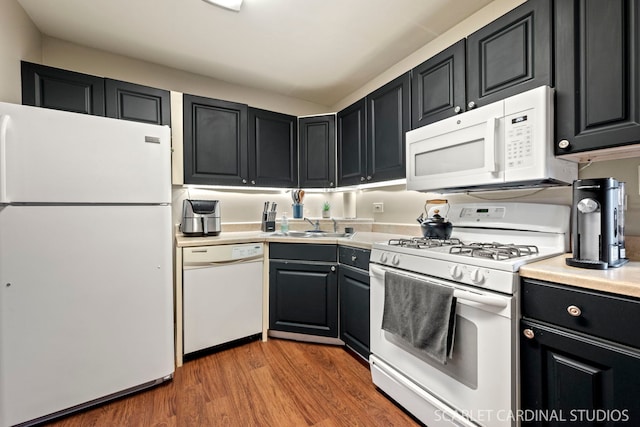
[391, 254, 400, 266]
[449, 265, 463, 280]
[380, 252, 388, 263]
[470, 268, 485, 284]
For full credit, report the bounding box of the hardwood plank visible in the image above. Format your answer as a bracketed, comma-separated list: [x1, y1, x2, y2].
[43, 339, 421, 426]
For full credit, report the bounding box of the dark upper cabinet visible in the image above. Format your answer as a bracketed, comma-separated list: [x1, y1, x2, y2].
[21, 61, 171, 127]
[21, 61, 105, 116]
[411, 39, 466, 129]
[366, 72, 411, 183]
[554, 0, 640, 157]
[299, 115, 336, 188]
[337, 98, 367, 186]
[466, 0, 552, 109]
[248, 108, 298, 188]
[183, 94, 249, 186]
[105, 79, 170, 126]
[338, 73, 410, 186]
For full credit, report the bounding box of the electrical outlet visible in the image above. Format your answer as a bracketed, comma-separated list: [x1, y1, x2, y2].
[373, 202, 384, 213]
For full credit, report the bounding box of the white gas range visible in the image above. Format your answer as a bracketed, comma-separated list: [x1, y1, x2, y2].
[369, 202, 570, 427]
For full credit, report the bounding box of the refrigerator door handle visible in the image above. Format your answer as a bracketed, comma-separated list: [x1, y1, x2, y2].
[0, 114, 9, 203]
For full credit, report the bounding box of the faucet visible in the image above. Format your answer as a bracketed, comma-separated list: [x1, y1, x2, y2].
[331, 218, 337, 232]
[304, 217, 320, 231]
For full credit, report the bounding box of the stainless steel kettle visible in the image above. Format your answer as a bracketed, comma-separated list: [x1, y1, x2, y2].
[180, 199, 221, 236]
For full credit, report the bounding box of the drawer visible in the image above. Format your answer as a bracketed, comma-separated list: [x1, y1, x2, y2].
[522, 279, 640, 348]
[338, 246, 370, 271]
[269, 243, 337, 262]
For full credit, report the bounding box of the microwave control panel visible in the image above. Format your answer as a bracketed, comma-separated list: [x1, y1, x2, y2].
[505, 110, 534, 170]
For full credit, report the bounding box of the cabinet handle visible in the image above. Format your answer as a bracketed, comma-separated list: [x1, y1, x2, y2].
[523, 329, 535, 339]
[467, 101, 476, 109]
[351, 255, 357, 262]
[329, 182, 334, 187]
[360, 177, 366, 182]
[242, 178, 247, 184]
[567, 305, 582, 317]
[251, 180, 256, 185]
[558, 139, 570, 150]
[454, 106, 462, 114]
[330, 266, 336, 272]
[366, 176, 372, 181]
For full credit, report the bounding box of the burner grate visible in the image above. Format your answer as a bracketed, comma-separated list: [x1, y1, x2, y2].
[388, 237, 462, 249]
[450, 242, 539, 260]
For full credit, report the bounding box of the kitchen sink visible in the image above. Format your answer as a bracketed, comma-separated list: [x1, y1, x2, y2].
[268, 231, 353, 239]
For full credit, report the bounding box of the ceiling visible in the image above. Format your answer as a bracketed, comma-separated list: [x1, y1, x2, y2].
[17, 0, 493, 107]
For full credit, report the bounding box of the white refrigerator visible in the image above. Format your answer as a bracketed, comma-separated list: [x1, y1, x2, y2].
[0, 102, 174, 427]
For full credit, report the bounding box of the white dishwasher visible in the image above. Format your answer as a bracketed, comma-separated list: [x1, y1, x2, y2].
[183, 243, 264, 356]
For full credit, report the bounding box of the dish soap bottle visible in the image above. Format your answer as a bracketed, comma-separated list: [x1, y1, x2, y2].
[280, 213, 289, 234]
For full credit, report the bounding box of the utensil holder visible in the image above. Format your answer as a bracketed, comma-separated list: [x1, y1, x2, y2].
[292, 203, 303, 219]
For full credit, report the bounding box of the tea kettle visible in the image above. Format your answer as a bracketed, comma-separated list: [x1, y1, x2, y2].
[417, 199, 453, 239]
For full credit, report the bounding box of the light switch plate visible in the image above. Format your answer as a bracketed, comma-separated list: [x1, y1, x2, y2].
[373, 202, 384, 213]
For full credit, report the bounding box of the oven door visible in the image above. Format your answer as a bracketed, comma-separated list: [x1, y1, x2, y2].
[406, 99, 505, 192]
[369, 264, 517, 427]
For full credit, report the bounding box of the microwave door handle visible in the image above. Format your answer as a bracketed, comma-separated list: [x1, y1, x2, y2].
[484, 116, 498, 173]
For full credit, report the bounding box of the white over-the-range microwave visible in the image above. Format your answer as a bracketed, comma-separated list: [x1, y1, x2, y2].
[406, 85, 578, 193]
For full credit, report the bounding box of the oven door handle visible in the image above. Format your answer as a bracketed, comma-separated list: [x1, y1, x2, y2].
[370, 264, 508, 309]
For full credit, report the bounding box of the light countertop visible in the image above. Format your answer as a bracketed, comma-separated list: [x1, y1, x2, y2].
[519, 254, 640, 299]
[175, 231, 403, 250]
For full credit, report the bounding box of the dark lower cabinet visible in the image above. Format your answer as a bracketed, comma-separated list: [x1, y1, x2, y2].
[554, 0, 640, 157]
[338, 263, 370, 360]
[521, 279, 640, 426]
[183, 94, 248, 186]
[105, 79, 170, 126]
[248, 108, 298, 187]
[466, 0, 552, 109]
[21, 61, 105, 115]
[269, 244, 338, 338]
[520, 320, 640, 426]
[299, 115, 336, 188]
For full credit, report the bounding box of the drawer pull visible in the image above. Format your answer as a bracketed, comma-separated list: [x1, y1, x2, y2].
[523, 329, 535, 339]
[351, 255, 357, 262]
[567, 305, 582, 317]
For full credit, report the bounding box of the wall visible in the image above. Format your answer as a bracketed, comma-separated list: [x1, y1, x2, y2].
[0, 0, 41, 103]
[40, 37, 330, 117]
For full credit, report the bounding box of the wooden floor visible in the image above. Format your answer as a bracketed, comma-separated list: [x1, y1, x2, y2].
[44, 338, 422, 426]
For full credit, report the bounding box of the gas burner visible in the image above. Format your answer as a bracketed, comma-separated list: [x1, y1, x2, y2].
[449, 242, 539, 261]
[388, 237, 462, 249]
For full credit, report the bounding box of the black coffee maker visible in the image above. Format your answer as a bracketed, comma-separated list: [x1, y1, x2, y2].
[566, 178, 628, 269]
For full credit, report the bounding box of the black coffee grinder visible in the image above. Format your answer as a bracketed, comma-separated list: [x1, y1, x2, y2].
[566, 178, 628, 269]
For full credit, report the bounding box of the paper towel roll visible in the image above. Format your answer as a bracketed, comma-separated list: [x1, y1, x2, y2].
[343, 192, 356, 218]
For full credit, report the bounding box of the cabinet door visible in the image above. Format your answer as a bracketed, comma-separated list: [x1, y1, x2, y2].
[339, 265, 370, 360]
[105, 79, 170, 126]
[21, 61, 105, 116]
[466, 0, 552, 108]
[248, 108, 298, 187]
[299, 115, 336, 188]
[269, 261, 338, 337]
[366, 72, 410, 183]
[411, 39, 466, 129]
[555, 0, 640, 156]
[337, 98, 367, 186]
[521, 320, 640, 426]
[183, 94, 248, 186]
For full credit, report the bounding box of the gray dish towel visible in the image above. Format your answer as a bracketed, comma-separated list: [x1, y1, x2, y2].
[381, 270, 457, 364]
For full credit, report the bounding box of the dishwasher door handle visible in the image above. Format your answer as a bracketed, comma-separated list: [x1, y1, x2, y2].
[183, 255, 264, 269]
